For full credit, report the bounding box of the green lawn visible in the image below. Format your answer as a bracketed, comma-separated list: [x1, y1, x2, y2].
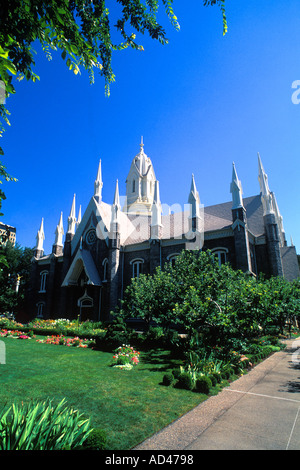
[0, 336, 208, 450]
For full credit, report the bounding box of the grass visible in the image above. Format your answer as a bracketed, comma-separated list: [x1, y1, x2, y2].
[0, 336, 209, 450]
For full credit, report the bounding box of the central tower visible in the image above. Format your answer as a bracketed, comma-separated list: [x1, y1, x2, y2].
[124, 138, 156, 215]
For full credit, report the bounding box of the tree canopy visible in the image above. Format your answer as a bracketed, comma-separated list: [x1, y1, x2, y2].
[0, 0, 227, 211]
[121, 250, 300, 350]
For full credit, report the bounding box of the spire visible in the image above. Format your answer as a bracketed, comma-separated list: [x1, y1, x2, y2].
[111, 180, 121, 227]
[35, 218, 45, 258]
[151, 180, 162, 233]
[135, 137, 148, 175]
[230, 162, 243, 209]
[76, 205, 82, 230]
[67, 194, 77, 234]
[113, 179, 121, 209]
[188, 174, 201, 219]
[257, 153, 274, 215]
[54, 212, 64, 246]
[36, 218, 45, 250]
[94, 159, 103, 203]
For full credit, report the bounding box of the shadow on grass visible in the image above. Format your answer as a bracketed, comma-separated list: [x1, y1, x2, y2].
[139, 348, 183, 373]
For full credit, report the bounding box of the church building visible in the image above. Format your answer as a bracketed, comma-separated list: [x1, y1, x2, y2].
[28, 140, 299, 322]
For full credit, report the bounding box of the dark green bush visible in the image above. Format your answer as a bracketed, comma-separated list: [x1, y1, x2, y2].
[208, 373, 217, 387]
[175, 372, 194, 391]
[211, 371, 222, 383]
[222, 367, 234, 380]
[195, 376, 212, 394]
[172, 368, 181, 379]
[83, 427, 107, 450]
[162, 373, 174, 386]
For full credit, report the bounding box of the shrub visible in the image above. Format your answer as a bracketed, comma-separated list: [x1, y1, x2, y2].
[172, 368, 181, 380]
[208, 373, 217, 387]
[195, 376, 212, 394]
[211, 371, 222, 383]
[162, 373, 174, 386]
[222, 367, 234, 380]
[175, 372, 194, 391]
[0, 398, 92, 450]
[82, 427, 107, 450]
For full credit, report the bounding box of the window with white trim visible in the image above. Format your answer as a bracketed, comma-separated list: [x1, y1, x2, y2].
[39, 271, 48, 293]
[130, 258, 144, 278]
[212, 248, 228, 266]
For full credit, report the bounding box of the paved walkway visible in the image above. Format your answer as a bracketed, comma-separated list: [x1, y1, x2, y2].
[135, 337, 300, 450]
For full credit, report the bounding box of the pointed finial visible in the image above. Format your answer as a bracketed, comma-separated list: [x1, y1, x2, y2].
[54, 212, 64, 246]
[113, 179, 120, 208]
[94, 159, 103, 202]
[36, 218, 45, 251]
[67, 194, 77, 234]
[77, 205, 82, 224]
[188, 173, 199, 204]
[257, 153, 274, 215]
[230, 162, 243, 209]
[188, 174, 201, 220]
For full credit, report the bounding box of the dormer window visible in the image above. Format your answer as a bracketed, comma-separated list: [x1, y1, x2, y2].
[132, 180, 135, 193]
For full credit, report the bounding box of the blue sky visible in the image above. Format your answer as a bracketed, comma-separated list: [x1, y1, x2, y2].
[2, 0, 300, 254]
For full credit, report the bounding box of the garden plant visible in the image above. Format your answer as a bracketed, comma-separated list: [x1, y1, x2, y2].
[0, 250, 299, 449]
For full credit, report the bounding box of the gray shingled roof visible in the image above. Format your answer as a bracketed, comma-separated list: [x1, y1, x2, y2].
[121, 194, 264, 246]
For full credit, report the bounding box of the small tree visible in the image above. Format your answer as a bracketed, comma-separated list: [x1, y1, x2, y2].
[0, 241, 33, 314]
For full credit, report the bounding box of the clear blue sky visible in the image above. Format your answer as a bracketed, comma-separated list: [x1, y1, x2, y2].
[2, 0, 300, 255]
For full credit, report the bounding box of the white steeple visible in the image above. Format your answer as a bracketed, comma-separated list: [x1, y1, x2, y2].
[111, 179, 121, 225]
[188, 174, 201, 220]
[151, 180, 162, 233]
[230, 162, 244, 209]
[76, 205, 82, 230]
[36, 218, 45, 252]
[125, 138, 156, 214]
[67, 194, 77, 234]
[94, 159, 103, 203]
[258, 153, 274, 215]
[54, 212, 64, 247]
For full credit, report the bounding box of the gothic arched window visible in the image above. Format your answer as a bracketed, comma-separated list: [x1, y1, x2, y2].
[39, 271, 48, 293]
[130, 258, 144, 278]
[211, 248, 228, 266]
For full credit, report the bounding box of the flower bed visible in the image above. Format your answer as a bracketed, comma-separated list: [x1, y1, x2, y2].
[36, 335, 93, 348]
[0, 329, 34, 340]
[112, 345, 140, 370]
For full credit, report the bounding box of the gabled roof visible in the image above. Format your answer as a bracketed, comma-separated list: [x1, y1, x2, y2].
[62, 248, 101, 287]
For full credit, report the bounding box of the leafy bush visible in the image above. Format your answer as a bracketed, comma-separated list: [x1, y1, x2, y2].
[172, 368, 181, 380]
[208, 373, 217, 387]
[175, 372, 194, 391]
[211, 371, 222, 384]
[195, 376, 212, 394]
[162, 373, 174, 386]
[82, 427, 107, 450]
[0, 398, 92, 450]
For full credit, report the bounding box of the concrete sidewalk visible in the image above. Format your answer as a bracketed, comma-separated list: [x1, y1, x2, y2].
[135, 337, 300, 450]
